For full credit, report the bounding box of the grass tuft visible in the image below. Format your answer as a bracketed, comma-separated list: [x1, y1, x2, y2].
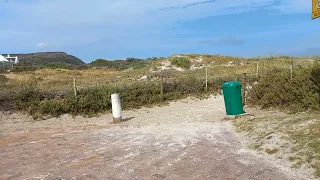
[265, 148, 279, 154]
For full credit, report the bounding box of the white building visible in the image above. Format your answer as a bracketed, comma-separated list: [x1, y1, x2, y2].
[0, 55, 8, 63]
[0, 54, 19, 64]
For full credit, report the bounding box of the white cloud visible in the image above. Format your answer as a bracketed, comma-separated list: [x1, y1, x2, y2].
[36, 42, 47, 48]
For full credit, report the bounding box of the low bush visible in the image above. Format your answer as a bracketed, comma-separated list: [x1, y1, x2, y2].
[72, 65, 91, 70]
[11, 66, 41, 73]
[10, 76, 232, 118]
[39, 98, 70, 117]
[0, 89, 14, 111]
[13, 86, 48, 116]
[75, 86, 115, 116]
[248, 67, 320, 112]
[11, 63, 89, 72]
[171, 57, 191, 69]
[42, 63, 73, 70]
[310, 63, 320, 104]
[90, 58, 150, 70]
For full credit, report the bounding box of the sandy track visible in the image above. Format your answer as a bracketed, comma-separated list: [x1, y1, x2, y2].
[0, 96, 306, 180]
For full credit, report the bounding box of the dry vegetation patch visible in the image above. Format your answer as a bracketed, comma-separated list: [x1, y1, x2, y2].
[234, 110, 320, 179]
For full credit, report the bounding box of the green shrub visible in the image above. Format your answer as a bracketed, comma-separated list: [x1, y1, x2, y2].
[121, 82, 162, 108]
[90, 58, 150, 70]
[5, 73, 257, 118]
[11, 63, 89, 72]
[310, 63, 320, 104]
[76, 86, 115, 116]
[11, 66, 41, 73]
[42, 63, 73, 70]
[248, 68, 319, 112]
[39, 98, 69, 117]
[165, 77, 204, 95]
[73, 65, 90, 70]
[0, 89, 13, 111]
[13, 86, 45, 115]
[171, 57, 191, 69]
[10, 76, 227, 118]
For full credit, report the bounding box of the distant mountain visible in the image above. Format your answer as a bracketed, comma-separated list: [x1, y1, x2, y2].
[4, 52, 85, 66]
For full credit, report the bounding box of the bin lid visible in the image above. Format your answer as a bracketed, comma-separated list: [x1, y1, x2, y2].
[222, 81, 241, 88]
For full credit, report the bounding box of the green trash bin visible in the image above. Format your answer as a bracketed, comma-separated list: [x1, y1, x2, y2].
[222, 81, 244, 116]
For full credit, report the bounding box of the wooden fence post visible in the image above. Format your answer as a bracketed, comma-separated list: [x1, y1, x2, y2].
[73, 78, 77, 98]
[205, 65, 208, 94]
[290, 59, 294, 79]
[160, 74, 164, 101]
[243, 73, 247, 106]
[289, 64, 293, 79]
[256, 61, 259, 79]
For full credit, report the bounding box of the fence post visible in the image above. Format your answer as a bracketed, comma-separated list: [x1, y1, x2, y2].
[243, 73, 247, 106]
[73, 78, 77, 98]
[290, 59, 294, 79]
[256, 61, 259, 78]
[111, 93, 122, 123]
[289, 64, 293, 79]
[160, 74, 164, 101]
[205, 65, 208, 94]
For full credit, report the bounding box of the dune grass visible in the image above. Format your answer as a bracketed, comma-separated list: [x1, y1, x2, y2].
[234, 112, 320, 177]
[3, 55, 314, 91]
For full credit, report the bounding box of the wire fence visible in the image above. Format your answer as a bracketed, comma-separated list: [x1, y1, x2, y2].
[0, 58, 317, 116]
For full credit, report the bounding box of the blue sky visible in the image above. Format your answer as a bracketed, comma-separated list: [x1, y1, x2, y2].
[0, 0, 318, 62]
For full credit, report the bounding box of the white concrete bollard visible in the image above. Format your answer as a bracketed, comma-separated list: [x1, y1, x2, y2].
[111, 93, 122, 123]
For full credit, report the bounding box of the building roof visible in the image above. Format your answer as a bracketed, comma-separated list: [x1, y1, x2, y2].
[0, 55, 9, 62]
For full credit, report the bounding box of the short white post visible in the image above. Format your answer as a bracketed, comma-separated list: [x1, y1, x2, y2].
[111, 93, 122, 123]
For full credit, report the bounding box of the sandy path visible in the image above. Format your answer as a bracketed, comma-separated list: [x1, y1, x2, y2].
[0, 96, 306, 180]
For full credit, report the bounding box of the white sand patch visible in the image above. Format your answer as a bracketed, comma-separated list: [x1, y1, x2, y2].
[172, 66, 185, 72]
[190, 64, 206, 70]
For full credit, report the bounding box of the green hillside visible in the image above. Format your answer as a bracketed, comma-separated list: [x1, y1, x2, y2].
[89, 57, 158, 70]
[7, 52, 85, 66]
